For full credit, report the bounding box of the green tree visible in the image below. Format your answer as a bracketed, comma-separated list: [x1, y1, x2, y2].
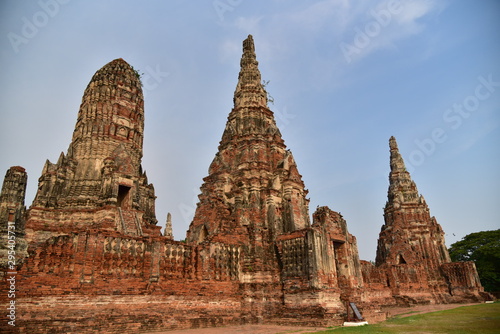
[448, 229, 500, 293]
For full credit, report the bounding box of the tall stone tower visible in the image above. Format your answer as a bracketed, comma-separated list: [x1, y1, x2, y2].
[376, 137, 451, 277]
[186, 35, 310, 276]
[0, 166, 28, 266]
[27, 59, 159, 242]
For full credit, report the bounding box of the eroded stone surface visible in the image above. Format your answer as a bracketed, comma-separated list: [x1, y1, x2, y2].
[0, 166, 28, 266]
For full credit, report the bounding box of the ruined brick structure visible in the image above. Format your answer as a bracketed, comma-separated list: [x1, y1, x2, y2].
[361, 136, 487, 305]
[186, 35, 310, 287]
[0, 35, 490, 333]
[28, 58, 160, 245]
[376, 136, 451, 269]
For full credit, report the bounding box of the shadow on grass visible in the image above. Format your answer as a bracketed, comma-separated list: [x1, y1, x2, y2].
[313, 302, 500, 333]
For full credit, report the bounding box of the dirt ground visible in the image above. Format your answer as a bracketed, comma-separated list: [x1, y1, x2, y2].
[141, 303, 481, 334]
[142, 324, 325, 334]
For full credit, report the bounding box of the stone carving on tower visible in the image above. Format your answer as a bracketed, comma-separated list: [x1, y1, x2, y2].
[27, 59, 159, 244]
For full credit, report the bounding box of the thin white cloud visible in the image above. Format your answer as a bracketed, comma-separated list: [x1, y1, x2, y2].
[337, 0, 445, 63]
[395, 0, 438, 25]
[216, 0, 446, 89]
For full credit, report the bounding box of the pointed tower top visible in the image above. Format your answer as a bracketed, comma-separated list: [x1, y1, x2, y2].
[389, 135, 397, 149]
[164, 212, 173, 240]
[243, 34, 255, 53]
[386, 136, 421, 207]
[377, 137, 451, 266]
[389, 136, 406, 173]
[89, 58, 142, 91]
[233, 35, 268, 108]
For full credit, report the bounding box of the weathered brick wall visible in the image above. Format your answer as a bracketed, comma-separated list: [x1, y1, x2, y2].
[275, 230, 308, 279]
[9, 293, 245, 334]
[0, 229, 250, 333]
[14, 230, 250, 297]
[440, 261, 487, 301]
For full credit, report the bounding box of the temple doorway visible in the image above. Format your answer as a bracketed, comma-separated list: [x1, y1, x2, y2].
[117, 185, 131, 209]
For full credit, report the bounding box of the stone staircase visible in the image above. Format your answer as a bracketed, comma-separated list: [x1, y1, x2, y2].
[117, 208, 143, 236]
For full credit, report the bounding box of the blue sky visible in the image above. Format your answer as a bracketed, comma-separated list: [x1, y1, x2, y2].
[1, 0, 499, 260]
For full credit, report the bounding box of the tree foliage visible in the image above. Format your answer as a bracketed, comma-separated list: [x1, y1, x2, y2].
[448, 229, 500, 292]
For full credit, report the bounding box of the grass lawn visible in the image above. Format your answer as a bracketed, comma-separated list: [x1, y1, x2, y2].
[313, 302, 500, 333]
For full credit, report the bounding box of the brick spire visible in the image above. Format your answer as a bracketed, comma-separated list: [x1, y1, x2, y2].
[220, 35, 283, 148]
[186, 36, 310, 249]
[233, 35, 268, 108]
[386, 136, 421, 211]
[376, 136, 451, 270]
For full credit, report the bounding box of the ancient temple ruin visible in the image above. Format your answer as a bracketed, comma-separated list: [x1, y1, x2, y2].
[0, 35, 490, 334]
[28, 58, 159, 243]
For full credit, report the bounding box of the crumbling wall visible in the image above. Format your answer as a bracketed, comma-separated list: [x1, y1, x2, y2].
[440, 261, 488, 302]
